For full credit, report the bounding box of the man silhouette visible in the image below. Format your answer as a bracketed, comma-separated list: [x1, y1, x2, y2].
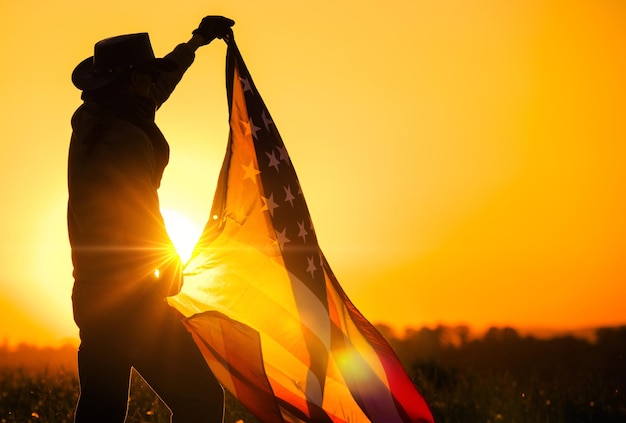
[67, 16, 234, 422]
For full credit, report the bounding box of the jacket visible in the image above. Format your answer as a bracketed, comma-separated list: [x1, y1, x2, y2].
[67, 43, 196, 299]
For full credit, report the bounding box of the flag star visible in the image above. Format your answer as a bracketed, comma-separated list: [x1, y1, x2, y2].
[277, 145, 289, 162]
[275, 227, 290, 250]
[240, 119, 251, 137]
[266, 150, 280, 172]
[297, 220, 308, 243]
[239, 76, 252, 92]
[249, 117, 262, 140]
[261, 193, 280, 217]
[242, 160, 260, 184]
[230, 206, 246, 225]
[284, 185, 295, 207]
[306, 255, 317, 278]
[240, 117, 261, 140]
[262, 110, 273, 131]
[270, 237, 280, 252]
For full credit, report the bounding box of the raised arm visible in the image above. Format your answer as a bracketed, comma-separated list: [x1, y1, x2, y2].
[152, 16, 235, 108]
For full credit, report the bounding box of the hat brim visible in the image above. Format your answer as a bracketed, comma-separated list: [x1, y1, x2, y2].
[72, 56, 178, 91]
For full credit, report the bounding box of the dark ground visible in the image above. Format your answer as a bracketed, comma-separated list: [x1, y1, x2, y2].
[1, 325, 624, 422]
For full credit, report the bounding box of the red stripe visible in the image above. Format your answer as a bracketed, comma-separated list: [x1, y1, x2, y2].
[325, 260, 433, 423]
[184, 311, 284, 423]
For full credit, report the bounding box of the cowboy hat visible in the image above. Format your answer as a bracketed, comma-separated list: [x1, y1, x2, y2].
[72, 32, 178, 91]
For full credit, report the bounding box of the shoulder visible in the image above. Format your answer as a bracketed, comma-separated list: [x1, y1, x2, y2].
[73, 104, 151, 150]
[70, 104, 155, 171]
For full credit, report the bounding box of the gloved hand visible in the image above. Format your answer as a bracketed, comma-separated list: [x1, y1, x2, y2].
[152, 253, 184, 298]
[192, 16, 235, 45]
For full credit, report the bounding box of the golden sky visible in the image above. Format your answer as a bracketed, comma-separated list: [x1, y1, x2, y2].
[1, 0, 625, 346]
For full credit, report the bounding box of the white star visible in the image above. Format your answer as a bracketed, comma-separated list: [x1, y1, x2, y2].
[277, 145, 289, 162]
[261, 193, 279, 217]
[229, 206, 246, 225]
[242, 160, 260, 184]
[239, 76, 252, 92]
[270, 237, 280, 252]
[262, 110, 273, 131]
[297, 220, 308, 243]
[242, 116, 262, 140]
[284, 185, 295, 207]
[240, 119, 251, 137]
[275, 227, 290, 250]
[306, 255, 317, 278]
[266, 150, 280, 172]
[240, 117, 261, 140]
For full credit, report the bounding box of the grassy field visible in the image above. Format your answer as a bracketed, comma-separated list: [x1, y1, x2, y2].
[0, 344, 258, 423]
[0, 365, 259, 423]
[389, 325, 626, 423]
[1, 326, 624, 422]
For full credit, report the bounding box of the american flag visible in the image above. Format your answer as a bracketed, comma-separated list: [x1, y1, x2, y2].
[168, 39, 434, 423]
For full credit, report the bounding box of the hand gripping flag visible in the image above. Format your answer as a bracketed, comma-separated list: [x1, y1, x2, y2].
[168, 39, 434, 423]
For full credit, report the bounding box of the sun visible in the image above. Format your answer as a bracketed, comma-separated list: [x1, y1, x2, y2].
[161, 208, 203, 263]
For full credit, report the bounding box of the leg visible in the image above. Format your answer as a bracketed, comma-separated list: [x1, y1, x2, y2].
[133, 302, 224, 422]
[74, 341, 132, 423]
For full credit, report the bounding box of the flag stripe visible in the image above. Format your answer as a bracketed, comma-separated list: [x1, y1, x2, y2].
[176, 246, 326, 374]
[325, 259, 434, 422]
[184, 311, 284, 423]
[229, 58, 334, 419]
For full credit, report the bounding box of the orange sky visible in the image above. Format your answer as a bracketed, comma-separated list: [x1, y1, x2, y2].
[1, 1, 625, 347]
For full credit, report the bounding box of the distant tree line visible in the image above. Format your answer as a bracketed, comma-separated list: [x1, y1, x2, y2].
[375, 324, 626, 385]
[375, 324, 626, 422]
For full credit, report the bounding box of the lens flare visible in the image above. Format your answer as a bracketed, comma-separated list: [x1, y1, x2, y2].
[161, 208, 202, 263]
